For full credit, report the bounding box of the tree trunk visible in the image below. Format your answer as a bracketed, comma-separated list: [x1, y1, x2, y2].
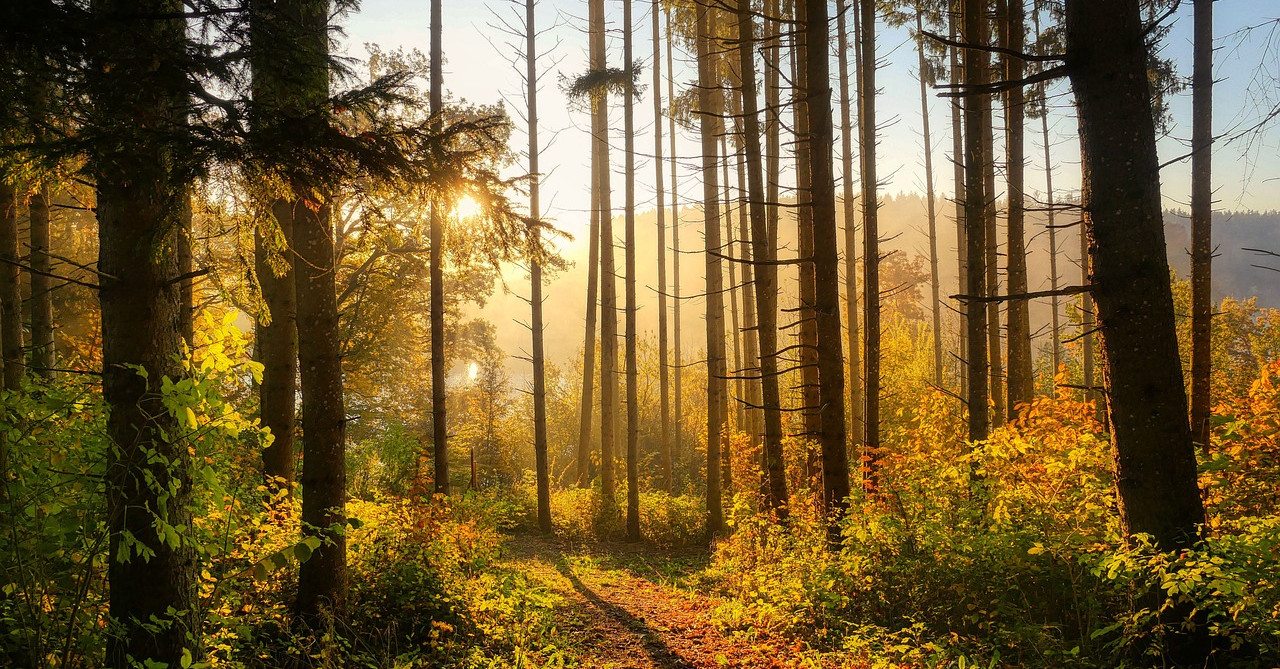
[652, 0, 672, 494]
[29, 185, 55, 376]
[764, 0, 782, 264]
[962, 0, 990, 442]
[791, 1, 821, 449]
[722, 135, 744, 454]
[809, 0, 850, 544]
[984, 100, 1003, 426]
[0, 179, 21, 389]
[734, 127, 762, 447]
[623, 0, 641, 542]
[666, 4, 683, 477]
[430, 0, 449, 496]
[527, 0, 552, 534]
[696, 0, 726, 536]
[591, 0, 618, 505]
[856, 0, 880, 492]
[1037, 6, 1062, 377]
[177, 191, 194, 347]
[735, 0, 789, 518]
[91, 1, 195, 663]
[836, 0, 864, 455]
[577, 163, 600, 488]
[949, 1, 968, 399]
[1189, 0, 1213, 452]
[915, 14, 943, 389]
[1003, 0, 1033, 412]
[256, 200, 298, 488]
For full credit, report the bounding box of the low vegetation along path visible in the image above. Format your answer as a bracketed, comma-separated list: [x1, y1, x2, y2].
[502, 535, 787, 668]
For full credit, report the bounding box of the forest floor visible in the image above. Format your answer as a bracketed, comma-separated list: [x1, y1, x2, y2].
[501, 534, 795, 668]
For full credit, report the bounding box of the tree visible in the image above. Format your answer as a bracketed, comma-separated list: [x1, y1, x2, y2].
[88, 0, 196, 663]
[961, 0, 990, 442]
[666, 3, 683, 478]
[1189, 0, 1214, 452]
[857, 0, 882, 488]
[0, 178, 20, 389]
[791, 1, 821, 450]
[696, 0, 726, 536]
[808, 0, 851, 542]
[29, 185, 54, 376]
[590, 0, 619, 505]
[835, 0, 864, 462]
[430, 0, 449, 496]
[525, 0, 552, 534]
[1003, 0, 1034, 411]
[652, 0, 672, 493]
[734, 0, 788, 517]
[623, 0, 641, 542]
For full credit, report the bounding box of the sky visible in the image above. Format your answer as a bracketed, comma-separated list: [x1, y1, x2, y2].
[335, 0, 1280, 366]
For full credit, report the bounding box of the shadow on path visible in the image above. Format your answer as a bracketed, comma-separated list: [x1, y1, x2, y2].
[554, 559, 697, 669]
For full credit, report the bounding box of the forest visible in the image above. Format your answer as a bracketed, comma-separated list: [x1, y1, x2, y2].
[2, 0, 1280, 667]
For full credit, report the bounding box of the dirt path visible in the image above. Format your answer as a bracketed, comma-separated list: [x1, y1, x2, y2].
[501, 534, 789, 669]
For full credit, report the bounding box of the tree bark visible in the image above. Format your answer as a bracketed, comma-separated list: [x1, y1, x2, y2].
[577, 161, 600, 488]
[29, 185, 55, 377]
[722, 135, 744, 456]
[90, 1, 195, 663]
[791, 1, 821, 449]
[591, 0, 618, 505]
[666, 4, 683, 476]
[623, 0, 641, 542]
[836, 0, 864, 457]
[855, 0, 880, 493]
[652, 0, 672, 494]
[0, 179, 21, 390]
[429, 0, 449, 496]
[962, 0, 990, 442]
[1189, 0, 1213, 453]
[915, 12, 943, 390]
[949, 1, 968, 399]
[255, 200, 298, 488]
[984, 96, 1004, 426]
[735, 0, 789, 518]
[1003, 0, 1034, 411]
[527, 0, 552, 534]
[809, 0, 850, 543]
[696, 0, 726, 536]
[1036, 6, 1062, 376]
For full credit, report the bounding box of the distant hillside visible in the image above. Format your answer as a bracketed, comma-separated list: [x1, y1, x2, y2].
[1164, 210, 1280, 307]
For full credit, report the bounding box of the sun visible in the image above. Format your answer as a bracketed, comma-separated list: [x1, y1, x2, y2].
[455, 194, 482, 220]
[467, 361, 479, 381]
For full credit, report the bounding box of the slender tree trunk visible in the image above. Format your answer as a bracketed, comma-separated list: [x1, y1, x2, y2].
[177, 191, 194, 347]
[1081, 202, 1096, 408]
[652, 0, 672, 493]
[723, 135, 744, 450]
[430, 0, 449, 495]
[836, 0, 864, 453]
[91, 1, 195, 663]
[666, 4, 683, 477]
[29, 185, 55, 376]
[527, 0, 552, 534]
[734, 127, 762, 446]
[591, 0, 618, 505]
[696, 0, 726, 535]
[577, 168, 600, 487]
[1037, 6, 1062, 377]
[791, 1, 821, 449]
[735, 0, 788, 518]
[1189, 0, 1213, 453]
[962, 0, 990, 442]
[950, 1, 967, 398]
[1003, 0, 1033, 411]
[255, 201, 298, 488]
[915, 13, 943, 388]
[764, 0, 782, 261]
[808, 0, 851, 543]
[0, 179, 21, 389]
[984, 103, 1003, 426]
[623, 0, 641, 541]
[856, 0, 881, 493]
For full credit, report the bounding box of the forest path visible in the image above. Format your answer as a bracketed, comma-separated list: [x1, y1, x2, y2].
[500, 534, 789, 669]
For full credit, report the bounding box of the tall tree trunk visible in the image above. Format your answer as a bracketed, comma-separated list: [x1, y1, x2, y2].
[856, 0, 881, 492]
[791, 1, 821, 450]
[764, 0, 782, 263]
[91, 0, 195, 663]
[430, 0, 449, 495]
[962, 0, 990, 442]
[984, 100, 1003, 426]
[734, 127, 762, 446]
[0, 179, 21, 389]
[809, 0, 851, 543]
[836, 0, 864, 454]
[916, 13, 943, 389]
[1189, 0, 1213, 452]
[696, 0, 726, 536]
[527, 0, 552, 534]
[1037, 5, 1062, 376]
[949, 1, 967, 398]
[577, 163, 600, 487]
[623, 0, 641, 541]
[1003, 0, 1033, 411]
[285, 0, 347, 621]
[666, 4, 683, 476]
[29, 185, 55, 376]
[255, 200, 298, 488]
[1081, 203, 1096, 408]
[735, 0, 789, 518]
[1066, 0, 1209, 661]
[652, 0, 672, 493]
[722, 135, 744, 451]
[591, 0, 618, 505]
